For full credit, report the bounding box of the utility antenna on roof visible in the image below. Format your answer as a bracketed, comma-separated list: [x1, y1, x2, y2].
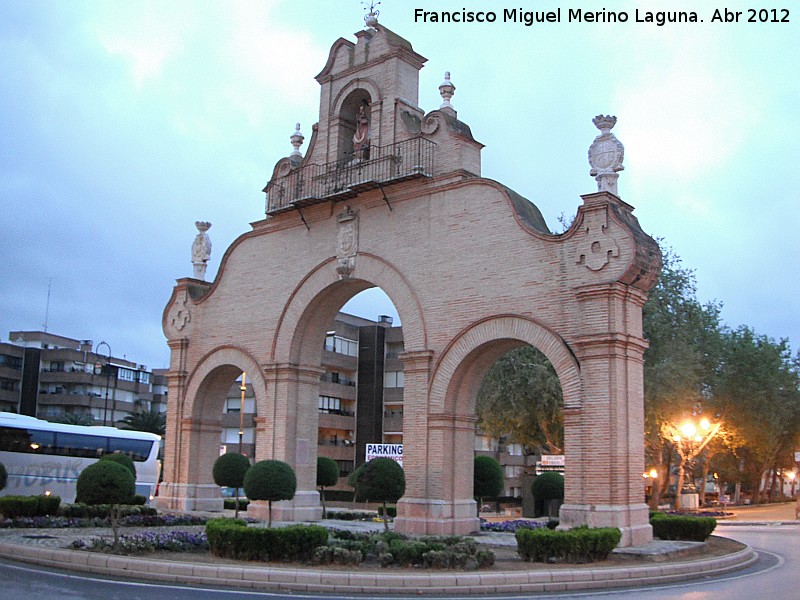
[363, 0, 380, 27]
[43, 277, 53, 333]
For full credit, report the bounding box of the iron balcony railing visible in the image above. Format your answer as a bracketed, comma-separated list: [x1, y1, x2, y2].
[265, 137, 434, 214]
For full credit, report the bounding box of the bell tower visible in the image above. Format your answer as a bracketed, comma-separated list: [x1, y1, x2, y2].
[311, 14, 428, 165]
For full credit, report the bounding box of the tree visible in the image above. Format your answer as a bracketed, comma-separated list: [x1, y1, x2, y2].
[476, 345, 564, 454]
[531, 472, 564, 518]
[352, 457, 405, 532]
[642, 243, 724, 508]
[213, 452, 251, 518]
[0, 462, 7, 491]
[52, 412, 93, 426]
[117, 406, 167, 436]
[714, 326, 800, 503]
[316, 456, 340, 519]
[76, 460, 135, 547]
[243, 460, 296, 527]
[474, 456, 504, 515]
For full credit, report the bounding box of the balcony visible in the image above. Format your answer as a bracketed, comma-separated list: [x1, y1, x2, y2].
[265, 137, 434, 214]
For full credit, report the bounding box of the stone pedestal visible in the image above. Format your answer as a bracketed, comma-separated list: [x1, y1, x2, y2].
[245, 491, 322, 523]
[155, 483, 224, 512]
[395, 498, 480, 535]
[680, 493, 700, 510]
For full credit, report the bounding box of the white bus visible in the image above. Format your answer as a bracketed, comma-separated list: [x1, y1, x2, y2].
[0, 412, 161, 503]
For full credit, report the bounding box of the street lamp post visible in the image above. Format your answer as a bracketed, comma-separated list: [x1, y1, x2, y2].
[95, 341, 112, 426]
[238, 372, 247, 455]
[664, 417, 722, 510]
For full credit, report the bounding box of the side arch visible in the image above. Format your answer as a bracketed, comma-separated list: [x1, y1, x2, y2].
[182, 345, 268, 421]
[429, 315, 581, 415]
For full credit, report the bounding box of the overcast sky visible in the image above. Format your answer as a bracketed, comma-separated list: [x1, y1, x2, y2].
[1, 0, 798, 370]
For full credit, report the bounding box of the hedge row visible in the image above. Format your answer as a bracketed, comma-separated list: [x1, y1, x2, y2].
[0, 495, 61, 518]
[60, 503, 157, 519]
[650, 513, 717, 541]
[223, 499, 250, 511]
[516, 526, 621, 563]
[206, 518, 328, 562]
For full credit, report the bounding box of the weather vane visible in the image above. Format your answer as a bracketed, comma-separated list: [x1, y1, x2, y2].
[363, 0, 380, 27]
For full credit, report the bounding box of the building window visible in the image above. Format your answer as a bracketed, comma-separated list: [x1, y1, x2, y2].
[222, 427, 253, 444]
[225, 397, 255, 414]
[318, 395, 342, 414]
[0, 354, 23, 370]
[384, 371, 404, 388]
[324, 334, 358, 357]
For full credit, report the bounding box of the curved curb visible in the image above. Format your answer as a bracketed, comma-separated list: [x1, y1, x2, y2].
[0, 541, 758, 595]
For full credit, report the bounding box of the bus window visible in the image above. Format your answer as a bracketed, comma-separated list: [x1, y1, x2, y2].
[108, 437, 154, 461]
[54, 432, 107, 458]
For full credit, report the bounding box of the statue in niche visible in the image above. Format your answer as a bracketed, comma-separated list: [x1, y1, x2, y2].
[352, 103, 371, 160]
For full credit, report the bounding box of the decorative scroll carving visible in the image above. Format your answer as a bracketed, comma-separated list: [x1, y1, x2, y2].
[575, 208, 620, 271]
[336, 206, 359, 279]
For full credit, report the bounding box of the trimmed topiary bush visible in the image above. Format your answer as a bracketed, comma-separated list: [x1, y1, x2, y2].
[100, 453, 136, 479]
[474, 455, 504, 514]
[650, 513, 717, 541]
[213, 452, 250, 518]
[316, 456, 339, 519]
[516, 526, 621, 563]
[243, 459, 296, 527]
[531, 471, 565, 517]
[76, 460, 135, 546]
[352, 458, 405, 532]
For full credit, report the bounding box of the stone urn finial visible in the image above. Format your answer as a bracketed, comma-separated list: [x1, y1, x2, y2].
[290, 123, 305, 157]
[588, 114, 625, 196]
[439, 71, 456, 114]
[191, 221, 212, 280]
[363, 0, 380, 28]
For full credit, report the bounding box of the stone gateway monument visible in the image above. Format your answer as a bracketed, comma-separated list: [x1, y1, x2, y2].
[159, 14, 661, 547]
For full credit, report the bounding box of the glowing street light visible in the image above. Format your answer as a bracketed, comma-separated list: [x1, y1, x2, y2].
[663, 416, 722, 510]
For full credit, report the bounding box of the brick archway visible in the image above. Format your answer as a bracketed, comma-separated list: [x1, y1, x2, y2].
[159, 22, 661, 546]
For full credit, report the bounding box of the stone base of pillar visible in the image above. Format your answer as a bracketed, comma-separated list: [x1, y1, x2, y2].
[246, 491, 322, 523]
[155, 482, 224, 512]
[559, 503, 653, 547]
[394, 498, 480, 535]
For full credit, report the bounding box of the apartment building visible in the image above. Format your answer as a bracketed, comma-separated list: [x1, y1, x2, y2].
[0, 331, 165, 424]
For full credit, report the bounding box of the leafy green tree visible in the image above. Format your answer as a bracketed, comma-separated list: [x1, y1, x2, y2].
[316, 456, 340, 519]
[243, 460, 296, 527]
[476, 345, 564, 454]
[117, 407, 167, 436]
[474, 456, 504, 515]
[352, 458, 405, 532]
[0, 462, 7, 491]
[714, 326, 800, 503]
[642, 243, 724, 508]
[76, 460, 135, 546]
[213, 452, 251, 518]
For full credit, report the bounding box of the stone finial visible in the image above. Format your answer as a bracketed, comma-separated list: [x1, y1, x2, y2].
[588, 115, 625, 195]
[191, 221, 212, 280]
[290, 123, 305, 157]
[363, 0, 380, 28]
[439, 71, 456, 114]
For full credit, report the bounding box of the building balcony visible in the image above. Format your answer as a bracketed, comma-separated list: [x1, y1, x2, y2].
[318, 411, 356, 430]
[383, 411, 403, 433]
[265, 137, 435, 215]
[317, 443, 356, 462]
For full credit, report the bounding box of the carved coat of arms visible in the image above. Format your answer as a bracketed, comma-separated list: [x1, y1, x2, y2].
[336, 207, 359, 279]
